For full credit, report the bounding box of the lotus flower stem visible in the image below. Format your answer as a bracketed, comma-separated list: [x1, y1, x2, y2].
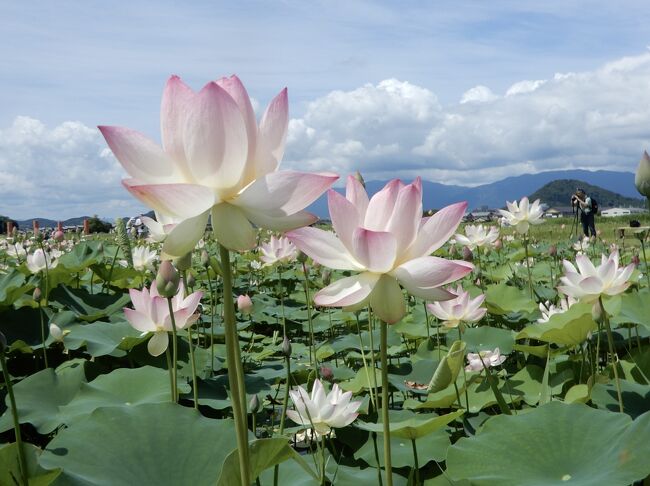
[273, 352, 292, 486]
[219, 244, 251, 486]
[302, 262, 316, 366]
[38, 301, 48, 369]
[477, 353, 511, 415]
[380, 321, 393, 486]
[523, 235, 534, 300]
[205, 266, 216, 374]
[599, 296, 624, 413]
[187, 327, 198, 410]
[640, 239, 650, 289]
[165, 347, 174, 402]
[411, 439, 420, 485]
[458, 329, 470, 410]
[166, 298, 179, 402]
[277, 265, 286, 337]
[371, 432, 383, 486]
[355, 313, 376, 410]
[0, 343, 29, 486]
[422, 302, 431, 340]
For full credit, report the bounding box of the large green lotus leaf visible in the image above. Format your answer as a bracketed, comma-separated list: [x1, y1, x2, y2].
[356, 410, 464, 440]
[591, 379, 650, 419]
[340, 367, 383, 393]
[48, 285, 131, 322]
[485, 283, 537, 315]
[607, 290, 650, 329]
[483, 263, 514, 282]
[507, 364, 573, 406]
[59, 366, 189, 425]
[50, 318, 144, 357]
[0, 443, 61, 486]
[446, 402, 650, 486]
[452, 326, 516, 354]
[89, 263, 140, 289]
[428, 341, 466, 393]
[217, 438, 317, 486]
[0, 361, 87, 434]
[39, 403, 237, 486]
[0, 269, 31, 309]
[57, 242, 102, 272]
[516, 303, 596, 346]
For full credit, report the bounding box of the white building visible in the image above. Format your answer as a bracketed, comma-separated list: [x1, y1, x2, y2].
[601, 207, 647, 218]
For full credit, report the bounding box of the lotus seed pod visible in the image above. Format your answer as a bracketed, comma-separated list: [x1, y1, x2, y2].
[174, 252, 192, 271]
[282, 335, 292, 357]
[635, 151, 650, 197]
[462, 246, 473, 262]
[249, 394, 261, 413]
[33, 287, 42, 302]
[156, 260, 180, 298]
[200, 250, 210, 268]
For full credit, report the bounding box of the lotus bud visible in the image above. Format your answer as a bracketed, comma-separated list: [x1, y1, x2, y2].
[631, 254, 641, 266]
[186, 272, 196, 288]
[448, 244, 458, 257]
[281, 335, 292, 357]
[320, 366, 333, 381]
[249, 394, 261, 414]
[49, 323, 66, 342]
[322, 268, 332, 286]
[462, 246, 473, 262]
[297, 251, 308, 264]
[0, 331, 7, 352]
[156, 260, 180, 298]
[53, 230, 64, 242]
[174, 252, 192, 271]
[33, 287, 42, 302]
[353, 170, 366, 188]
[591, 300, 604, 323]
[494, 239, 503, 251]
[635, 150, 650, 197]
[548, 245, 557, 257]
[200, 250, 210, 268]
[237, 295, 253, 315]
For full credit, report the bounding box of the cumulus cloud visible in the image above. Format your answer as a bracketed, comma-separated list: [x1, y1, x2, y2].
[286, 51, 650, 185]
[0, 117, 146, 220]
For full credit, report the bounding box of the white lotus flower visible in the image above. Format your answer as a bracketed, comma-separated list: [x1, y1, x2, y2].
[259, 235, 298, 266]
[465, 348, 507, 372]
[26, 248, 59, 274]
[141, 212, 181, 243]
[537, 296, 578, 323]
[498, 197, 544, 234]
[286, 379, 362, 435]
[127, 246, 158, 271]
[454, 225, 499, 250]
[572, 237, 590, 253]
[427, 285, 486, 328]
[557, 251, 634, 303]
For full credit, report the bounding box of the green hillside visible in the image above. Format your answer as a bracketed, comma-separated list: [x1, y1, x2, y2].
[529, 179, 644, 208]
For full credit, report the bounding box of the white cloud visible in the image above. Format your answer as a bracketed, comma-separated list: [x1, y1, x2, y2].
[287, 51, 650, 185]
[0, 116, 147, 220]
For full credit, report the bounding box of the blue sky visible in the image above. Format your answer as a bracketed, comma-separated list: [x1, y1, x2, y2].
[2, 1, 650, 218]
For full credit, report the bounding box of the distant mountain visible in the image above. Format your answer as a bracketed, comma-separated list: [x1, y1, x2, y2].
[529, 179, 644, 209]
[15, 216, 94, 228]
[307, 169, 637, 217]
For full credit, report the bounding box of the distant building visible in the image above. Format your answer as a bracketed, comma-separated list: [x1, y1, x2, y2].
[544, 206, 575, 218]
[463, 209, 498, 222]
[601, 207, 648, 218]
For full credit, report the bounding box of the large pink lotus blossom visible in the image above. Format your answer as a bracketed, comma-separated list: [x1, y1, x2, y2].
[287, 176, 473, 323]
[557, 251, 634, 303]
[100, 75, 337, 257]
[124, 283, 203, 356]
[427, 285, 486, 328]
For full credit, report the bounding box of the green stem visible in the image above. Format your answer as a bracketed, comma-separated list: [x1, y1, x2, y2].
[599, 296, 624, 413]
[278, 266, 286, 337]
[165, 347, 174, 402]
[411, 439, 420, 486]
[302, 262, 316, 366]
[367, 309, 379, 412]
[206, 267, 216, 375]
[523, 235, 533, 300]
[372, 432, 383, 486]
[166, 298, 179, 402]
[0, 347, 29, 486]
[380, 321, 393, 486]
[273, 354, 291, 486]
[480, 356, 511, 415]
[38, 303, 48, 368]
[187, 327, 198, 410]
[219, 244, 251, 486]
[355, 314, 375, 410]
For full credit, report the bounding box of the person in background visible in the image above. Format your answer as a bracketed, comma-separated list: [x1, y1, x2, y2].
[571, 188, 597, 238]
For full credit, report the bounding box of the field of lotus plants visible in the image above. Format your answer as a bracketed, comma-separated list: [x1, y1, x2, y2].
[1, 75, 650, 486]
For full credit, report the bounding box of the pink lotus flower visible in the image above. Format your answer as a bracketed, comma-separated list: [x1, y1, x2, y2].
[124, 283, 203, 356]
[259, 235, 298, 266]
[454, 224, 499, 250]
[286, 379, 362, 435]
[427, 285, 486, 328]
[557, 251, 634, 303]
[99, 75, 337, 256]
[287, 176, 473, 323]
[465, 348, 507, 372]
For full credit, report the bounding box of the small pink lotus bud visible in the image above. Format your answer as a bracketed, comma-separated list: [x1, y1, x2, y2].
[200, 250, 210, 268]
[53, 230, 64, 242]
[33, 287, 42, 302]
[237, 294, 253, 315]
[320, 366, 334, 381]
[462, 246, 473, 262]
[631, 254, 641, 266]
[156, 260, 180, 298]
[448, 245, 458, 257]
[282, 335, 292, 357]
[493, 239, 503, 251]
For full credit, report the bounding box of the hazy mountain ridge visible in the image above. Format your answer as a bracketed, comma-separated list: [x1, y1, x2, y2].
[529, 179, 644, 208]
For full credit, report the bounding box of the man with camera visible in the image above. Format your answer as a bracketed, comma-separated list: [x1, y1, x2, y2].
[571, 188, 597, 238]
